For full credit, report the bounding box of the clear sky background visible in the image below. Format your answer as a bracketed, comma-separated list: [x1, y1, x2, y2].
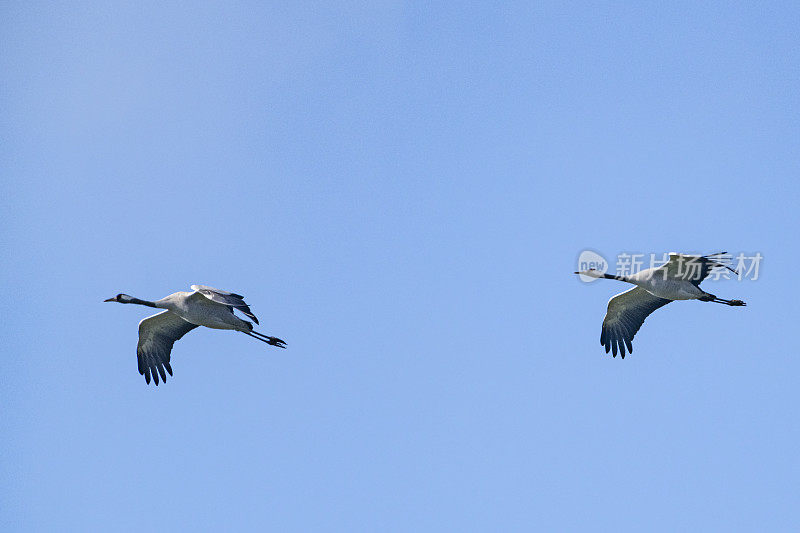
[2, 2, 799, 531]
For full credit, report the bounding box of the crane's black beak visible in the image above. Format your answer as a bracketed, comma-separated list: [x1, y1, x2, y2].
[104, 297, 115, 302]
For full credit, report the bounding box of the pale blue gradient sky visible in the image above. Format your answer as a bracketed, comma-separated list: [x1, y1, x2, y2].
[2, 2, 799, 531]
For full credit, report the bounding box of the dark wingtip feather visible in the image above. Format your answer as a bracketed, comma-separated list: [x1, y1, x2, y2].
[239, 306, 259, 325]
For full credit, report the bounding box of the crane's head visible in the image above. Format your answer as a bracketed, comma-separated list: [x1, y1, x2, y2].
[104, 293, 134, 303]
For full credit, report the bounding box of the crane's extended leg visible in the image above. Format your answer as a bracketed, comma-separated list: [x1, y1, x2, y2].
[700, 293, 746, 306]
[244, 330, 287, 348]
[713, 297, 746, 306]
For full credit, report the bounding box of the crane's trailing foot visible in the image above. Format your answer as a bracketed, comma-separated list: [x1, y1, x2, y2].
[263, 335, 287, 348]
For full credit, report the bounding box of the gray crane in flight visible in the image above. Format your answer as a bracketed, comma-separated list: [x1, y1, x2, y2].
[105, 285, 286, 385]
[574, 252, 746, 358]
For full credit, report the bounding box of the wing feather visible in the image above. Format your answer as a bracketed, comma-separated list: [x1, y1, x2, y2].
[137, 311, 199, 385]
[190, 284, 259, 325]
[658, 253, 737, 287]
[601, 287, 671, 358]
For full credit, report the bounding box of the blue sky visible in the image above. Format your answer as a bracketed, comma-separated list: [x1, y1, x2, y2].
[2, 2, 799, 531]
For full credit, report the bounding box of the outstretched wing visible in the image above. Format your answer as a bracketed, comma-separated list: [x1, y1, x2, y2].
[190, 284, 259, 324]
[601, 287, 671, 358]
[137, 311, 198, 385]
[658, 252, 737, 287]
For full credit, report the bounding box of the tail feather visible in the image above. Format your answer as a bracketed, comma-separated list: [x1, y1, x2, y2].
[703, 252, 738, 275]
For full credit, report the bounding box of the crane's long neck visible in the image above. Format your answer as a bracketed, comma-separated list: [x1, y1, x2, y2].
[127, 297, 159, 308]
[601, 273, 634, 283]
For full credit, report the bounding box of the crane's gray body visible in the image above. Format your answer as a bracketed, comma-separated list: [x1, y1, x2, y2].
[155, 291, 252, 331]
[626, 268, 707, 300]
